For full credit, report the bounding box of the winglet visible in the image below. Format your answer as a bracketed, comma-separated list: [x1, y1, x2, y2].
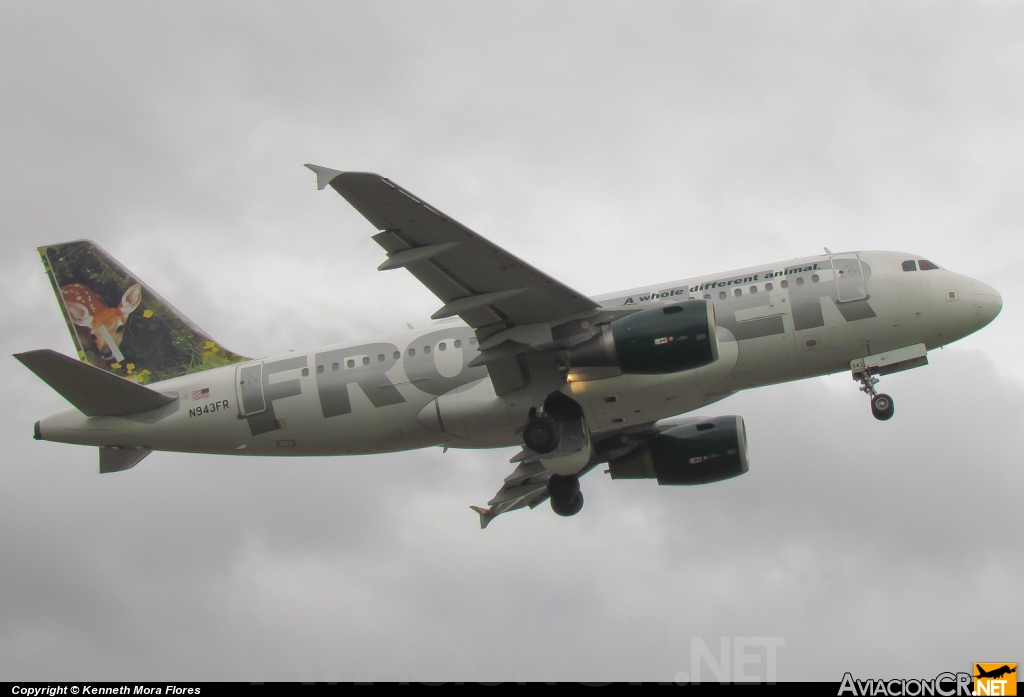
[470, 505, 495, 530]
[304, 163, 343, 190]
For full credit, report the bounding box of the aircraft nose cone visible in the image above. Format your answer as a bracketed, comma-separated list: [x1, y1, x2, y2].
[972, 280, 1003, 329]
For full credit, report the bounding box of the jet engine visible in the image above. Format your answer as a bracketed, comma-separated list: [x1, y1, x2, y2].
[608, 416, 748, 485]
[566, 301, 719, 374]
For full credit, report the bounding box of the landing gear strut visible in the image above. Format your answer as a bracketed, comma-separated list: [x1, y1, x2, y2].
[547, 473, 584, 517]
[855, 370, 895, 421]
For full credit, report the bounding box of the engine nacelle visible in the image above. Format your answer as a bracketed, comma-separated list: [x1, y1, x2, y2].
[567, 301, 719, 374]
[608, 416, 748, 485]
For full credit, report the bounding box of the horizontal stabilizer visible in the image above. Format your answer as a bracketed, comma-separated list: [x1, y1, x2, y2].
[15, 349, 176, 417]
[100, 446, 151, 474]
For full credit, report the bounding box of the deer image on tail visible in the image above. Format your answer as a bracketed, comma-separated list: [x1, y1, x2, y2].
[60, 283, 142, 367]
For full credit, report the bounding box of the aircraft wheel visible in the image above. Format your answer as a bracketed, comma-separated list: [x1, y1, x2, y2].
[524, 415, 559, 453]
[548, 474, 583, 517]
[871, 393, 895, 421]
[550, 491, 584, 517]
[547, 473, 580, 499]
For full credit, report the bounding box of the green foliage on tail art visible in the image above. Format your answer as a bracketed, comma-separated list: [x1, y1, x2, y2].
[40, 240, 248, 385]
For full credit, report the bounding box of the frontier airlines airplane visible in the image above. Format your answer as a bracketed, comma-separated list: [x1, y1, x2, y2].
[16, 166, 1003, 527]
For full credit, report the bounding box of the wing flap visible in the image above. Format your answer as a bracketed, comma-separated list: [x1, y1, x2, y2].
[15, 349, 176, 417]
[470, 457, 554, 528]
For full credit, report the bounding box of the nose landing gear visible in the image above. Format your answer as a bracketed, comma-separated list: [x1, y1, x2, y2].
[855, 370, 895, 421]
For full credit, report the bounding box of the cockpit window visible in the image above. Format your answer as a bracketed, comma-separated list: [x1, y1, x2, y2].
[902, 260, 917, 272]
[919, 260, 939, 270]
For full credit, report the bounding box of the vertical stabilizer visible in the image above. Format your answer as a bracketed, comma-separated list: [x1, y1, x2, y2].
[39, 240, 248, 384]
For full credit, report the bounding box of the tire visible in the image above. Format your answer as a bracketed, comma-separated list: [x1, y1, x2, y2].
[550, 491, 584, 517]
[548, 475, 583, 517]
[871, 393, 895, 421]
[523, 416, 559, 453]
[547, 473, 580, 500]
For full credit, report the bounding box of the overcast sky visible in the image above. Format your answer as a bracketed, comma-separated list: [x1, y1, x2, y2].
[1, 1, 1021, 682]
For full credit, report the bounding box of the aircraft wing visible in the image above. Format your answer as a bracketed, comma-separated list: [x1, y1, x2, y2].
[306, 166, 600, 330]
[471, 456, 554, 529]
[471, 423, 664, 528]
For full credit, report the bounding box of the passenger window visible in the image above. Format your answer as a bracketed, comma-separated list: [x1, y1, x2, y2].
[704, 294, 711, 300]
[469, 338, 477, 345]
[796, 277, 805, 286]
[811, 274, 819, 283]
[919, 260, 939, 270]
[719, 291, 727, 300]
[346, 360, 354, 368]
[332, 362, 340, 371]
[378, 354, 385, 362]
[393, 351, 401, 360]
[301, 368, 309, 377]
[780, 279, 789, 289]
[765, 282, 773, 291]
[439, 342, 446, 351]
[750, 286, 758, 294]
[902, 260, 917, 272]
[408, 348, 416, 356]
[733, 288, 742, 297]
[362, 356, 370, 366]
[424, 345, 431, 354]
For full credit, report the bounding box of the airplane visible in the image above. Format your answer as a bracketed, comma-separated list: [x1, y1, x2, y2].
[975, 665, 1016, 680]
[15, 165, 1003, 528]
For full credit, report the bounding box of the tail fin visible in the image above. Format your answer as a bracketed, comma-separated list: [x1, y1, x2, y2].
[39, 240, 248, 384]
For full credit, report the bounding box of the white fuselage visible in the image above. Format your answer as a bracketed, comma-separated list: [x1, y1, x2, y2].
[36, 250, 1002, 457]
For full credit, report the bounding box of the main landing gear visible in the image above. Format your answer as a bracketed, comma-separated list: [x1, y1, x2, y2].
[522, 392, 585, 455]
[521, 393, 591, 517]
[547, 473, 584, 517]
[855, 370, 895, 421]
[523, 413, 559, 454]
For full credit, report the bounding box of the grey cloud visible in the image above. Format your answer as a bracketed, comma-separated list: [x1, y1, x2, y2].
[2, 0, 1021, 682]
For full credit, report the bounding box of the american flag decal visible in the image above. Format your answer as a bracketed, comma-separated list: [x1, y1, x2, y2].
[192, 388, 210, 400]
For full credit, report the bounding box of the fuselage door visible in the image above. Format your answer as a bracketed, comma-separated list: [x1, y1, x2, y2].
[831, 253, 868, 302]
[236, 362, 267, 416]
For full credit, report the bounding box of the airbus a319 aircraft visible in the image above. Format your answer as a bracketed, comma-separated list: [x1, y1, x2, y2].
[16, 166, 1003, 527]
